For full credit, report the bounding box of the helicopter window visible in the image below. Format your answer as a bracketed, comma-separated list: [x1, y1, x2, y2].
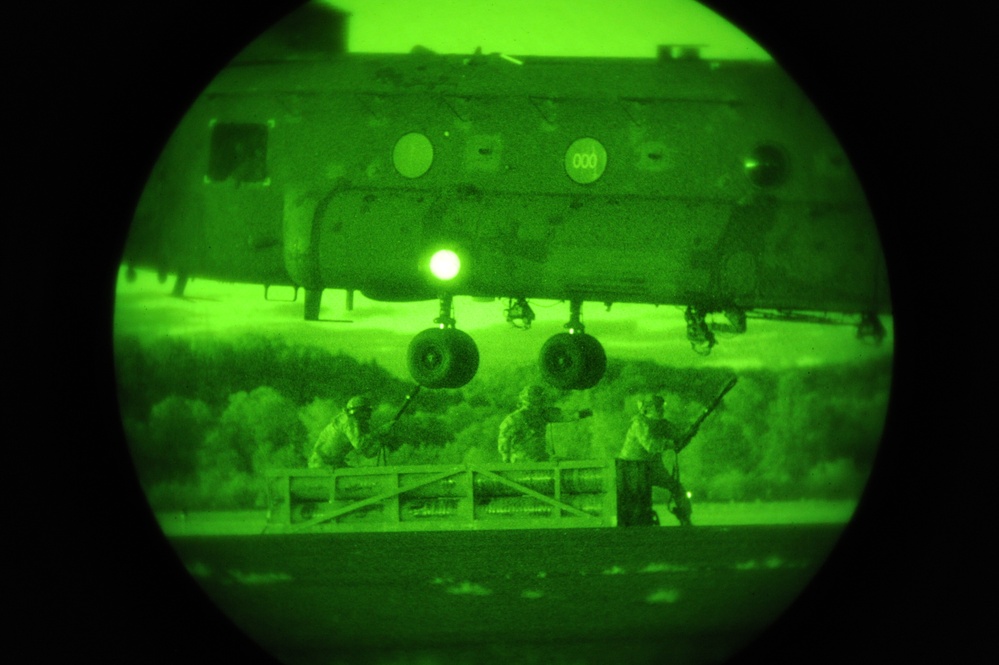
[743, 143, 789, 188]
[565, 138, 607, 184]
[393, 132, 434, 178]
[207, 122, 269, 183]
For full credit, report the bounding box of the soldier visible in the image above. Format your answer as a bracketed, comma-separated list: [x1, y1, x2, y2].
[619, 395, 693, 526]
[308, 395, 390, 471]
[497, 385, 593, 463]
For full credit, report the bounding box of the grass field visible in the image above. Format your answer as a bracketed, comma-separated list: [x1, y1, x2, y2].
[162, 520, 853, 665]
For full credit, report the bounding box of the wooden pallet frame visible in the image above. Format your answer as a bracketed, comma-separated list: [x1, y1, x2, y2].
[263, 460, 621, 533]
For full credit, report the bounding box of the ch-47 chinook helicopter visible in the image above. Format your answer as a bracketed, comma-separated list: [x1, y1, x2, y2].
[121, 4, 891, 391]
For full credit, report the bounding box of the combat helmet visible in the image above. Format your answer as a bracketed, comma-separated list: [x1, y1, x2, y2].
[637, 394, 665, 414]
[346, 395, 373, 416]
[519, 385, 547, 407]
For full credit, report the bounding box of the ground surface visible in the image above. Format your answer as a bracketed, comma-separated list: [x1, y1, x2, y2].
[157, 501, 856, 537]
[163, 517, 848, 665]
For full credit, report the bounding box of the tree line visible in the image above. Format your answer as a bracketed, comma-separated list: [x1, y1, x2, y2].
[115, 334, 891, 510]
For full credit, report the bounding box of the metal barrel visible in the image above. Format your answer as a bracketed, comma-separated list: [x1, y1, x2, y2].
[333, 474, 394, 500]
[400, 498, 464, 520]
[289, 476, 336, 501]
[473, 470, 554, 497]
[559, 468, 607, 494]
[399, 473, 470, 498]
[474, 494, 606, 519]
[473, 468, 607, 497]
[334, 473, 472, 500]
[292, 500, 387, 524]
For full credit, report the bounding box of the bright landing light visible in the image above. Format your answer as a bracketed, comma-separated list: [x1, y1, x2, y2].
[430, 250, 461, 280]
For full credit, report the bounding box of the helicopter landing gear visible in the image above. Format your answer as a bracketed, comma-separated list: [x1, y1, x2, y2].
[685, 305, 716, 356]
[407, 293, 480, 389]
[538, 300, 606, 390]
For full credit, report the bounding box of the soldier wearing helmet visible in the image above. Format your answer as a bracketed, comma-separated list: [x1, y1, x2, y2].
[497, 385, 593, 463]
[619, 394, 693, 526]
[308, 395, 388, 470]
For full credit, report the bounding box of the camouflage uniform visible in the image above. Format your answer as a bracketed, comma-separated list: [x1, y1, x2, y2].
[619, 396, 693, 526]
[308, 396, 383, 470]
[498, 385, 592, 463]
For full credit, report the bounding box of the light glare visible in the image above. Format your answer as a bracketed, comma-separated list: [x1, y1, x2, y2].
[430, 250, 461, 280]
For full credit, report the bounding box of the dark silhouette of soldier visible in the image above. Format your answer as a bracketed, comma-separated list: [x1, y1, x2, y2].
[308, 395, 390, 470]
[619, 395, 693, 526]
[498, 385, 592, 462]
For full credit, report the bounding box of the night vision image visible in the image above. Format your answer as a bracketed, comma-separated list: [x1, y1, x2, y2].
[113, 1, 893, 664]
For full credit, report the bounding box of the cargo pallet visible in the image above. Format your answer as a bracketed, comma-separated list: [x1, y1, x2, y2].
[264, 459, 655, 533]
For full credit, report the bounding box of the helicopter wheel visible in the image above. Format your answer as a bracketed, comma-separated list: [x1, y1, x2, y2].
[407, 328, 480, 389]
[538, 332, 606, 390]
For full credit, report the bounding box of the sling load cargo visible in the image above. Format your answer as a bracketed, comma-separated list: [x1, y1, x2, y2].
[264, 459, 660, 533]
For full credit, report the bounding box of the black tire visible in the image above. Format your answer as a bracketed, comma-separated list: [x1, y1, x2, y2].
[407, 328, 480, 389]
[538, 332, 607, 390]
